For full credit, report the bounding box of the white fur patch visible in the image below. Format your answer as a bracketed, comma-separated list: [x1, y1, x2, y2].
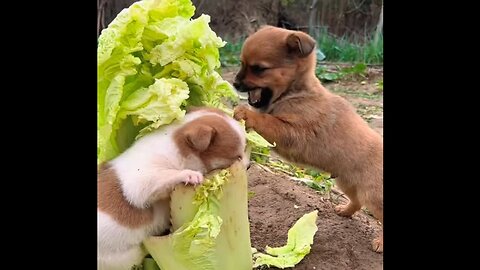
[97, 211, 148, 270]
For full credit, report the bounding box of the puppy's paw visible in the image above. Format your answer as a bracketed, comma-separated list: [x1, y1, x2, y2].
[234, 105, 256, 128]
[372, 236, 383, 253]
[334, 204, 356, 217]
[233, 104, 251, 121]
[180, 170, 204, 186]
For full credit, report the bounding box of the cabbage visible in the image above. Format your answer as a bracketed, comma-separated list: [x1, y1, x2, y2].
[97, 0, 237, 164]
[143, 162, 252, 270]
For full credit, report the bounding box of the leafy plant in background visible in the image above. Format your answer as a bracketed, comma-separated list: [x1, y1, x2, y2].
[316, 63, 367, 82]
[316, 66, 343, 82]
[219, 40, 243, 67]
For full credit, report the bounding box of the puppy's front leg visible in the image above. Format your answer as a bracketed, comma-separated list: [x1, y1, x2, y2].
[127, 169, 204, 208]
[234, 105, 300, 147]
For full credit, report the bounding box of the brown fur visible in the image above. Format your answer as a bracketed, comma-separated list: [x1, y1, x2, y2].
[97, 163, 155, 228]
[233, 26, 383, 252]
[174, 115, 244, 172]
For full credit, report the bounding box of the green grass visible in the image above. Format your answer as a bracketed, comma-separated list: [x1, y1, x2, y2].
[219, 32, 383, 67]
[315, 62, 368, 83]
[318, 32, 383, 64]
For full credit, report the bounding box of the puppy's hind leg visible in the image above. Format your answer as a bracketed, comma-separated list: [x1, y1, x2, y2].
[364, 192, 383, 253]
[334, 182, 362, 217]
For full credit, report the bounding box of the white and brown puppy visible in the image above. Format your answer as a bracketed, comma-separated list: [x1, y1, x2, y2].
[97, 107, 248, 270]
[233, 26, 383, 252]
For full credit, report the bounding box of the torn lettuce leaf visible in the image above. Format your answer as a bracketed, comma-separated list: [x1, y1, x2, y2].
[253, 210, 319, 268]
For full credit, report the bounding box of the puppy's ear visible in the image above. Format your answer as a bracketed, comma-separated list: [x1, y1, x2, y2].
[286, 32, 316, 58]
[185, 125, 216, 152]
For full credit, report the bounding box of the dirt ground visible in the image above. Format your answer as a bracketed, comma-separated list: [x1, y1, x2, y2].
[248, 165, 383, 270]
[222, 65, 384, 269]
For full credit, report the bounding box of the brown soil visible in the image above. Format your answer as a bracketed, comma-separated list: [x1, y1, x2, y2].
[247, 165, 383, 270]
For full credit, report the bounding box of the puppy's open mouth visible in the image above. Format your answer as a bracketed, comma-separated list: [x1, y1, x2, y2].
[247, 88, 272, 108]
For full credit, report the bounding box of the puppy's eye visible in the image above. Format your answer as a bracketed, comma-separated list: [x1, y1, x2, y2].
[250, 65, 267, 75]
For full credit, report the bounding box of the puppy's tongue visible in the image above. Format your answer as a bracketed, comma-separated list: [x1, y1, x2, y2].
[248, 89, 262, 104]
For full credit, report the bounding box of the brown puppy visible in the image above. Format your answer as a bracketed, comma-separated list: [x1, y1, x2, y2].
[233, 26, 383, 252]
